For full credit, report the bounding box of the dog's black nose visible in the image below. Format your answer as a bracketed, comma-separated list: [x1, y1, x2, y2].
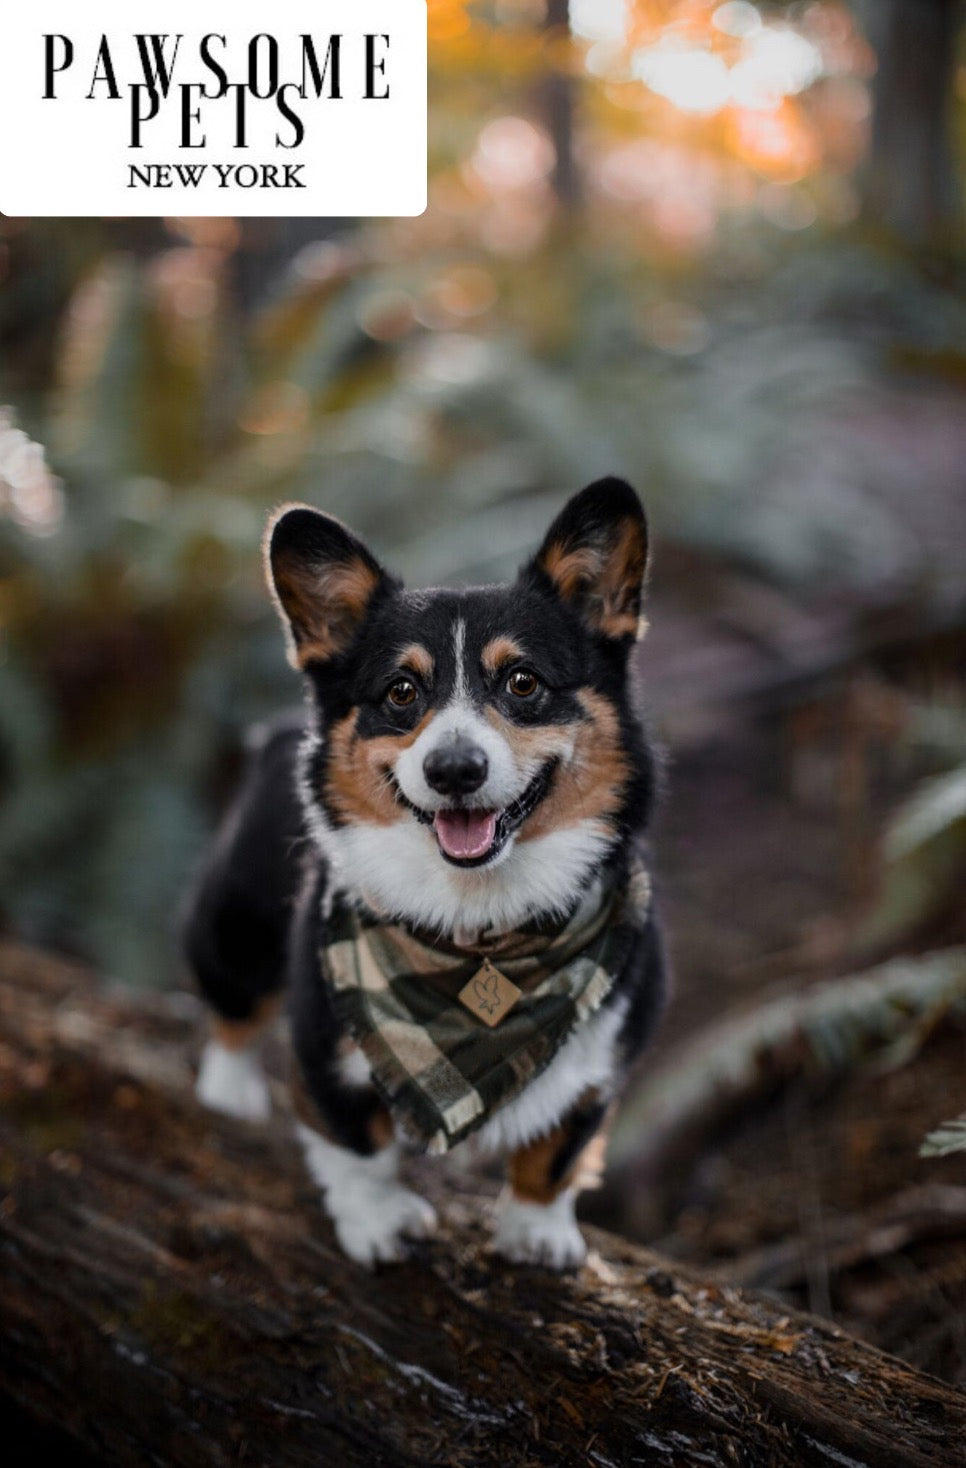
[423, 739, 489, 797]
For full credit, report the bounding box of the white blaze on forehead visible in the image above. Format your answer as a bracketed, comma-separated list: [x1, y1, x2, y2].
[392, 610, 528, 813]
[451, 617, 469, 701]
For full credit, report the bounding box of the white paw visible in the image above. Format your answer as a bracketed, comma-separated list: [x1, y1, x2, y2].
[332, 1183, 437, 1267]
[196, 1041, 271, 1122]
[493, 1191, 587, 1270]
[296, 1124, 436, 1267]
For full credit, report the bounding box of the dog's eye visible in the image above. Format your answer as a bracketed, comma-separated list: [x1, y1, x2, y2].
[507, 669, 539, 699]
[387, 678, 418, 708]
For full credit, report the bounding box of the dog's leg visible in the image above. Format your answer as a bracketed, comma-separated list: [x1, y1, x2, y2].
[287, 870, 436, 1265]
[294, 1058, 440, 1264]
[196, 998, 278, 1122]
[184, 718, 306, 1123]
[495, 921, 667, 1267]
[296, 1119, 437, 1267]
[294, 1067, 436, 1266]
[494, 1093, 611, 1269]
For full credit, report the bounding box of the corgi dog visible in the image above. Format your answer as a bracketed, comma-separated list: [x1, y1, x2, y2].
[184, 477, 667, 1268]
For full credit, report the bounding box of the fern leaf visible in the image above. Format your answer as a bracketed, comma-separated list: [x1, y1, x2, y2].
[921, 1114, 966, 1158]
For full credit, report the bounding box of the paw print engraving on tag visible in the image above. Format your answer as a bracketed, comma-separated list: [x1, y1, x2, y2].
[458, 960, 522, 1027]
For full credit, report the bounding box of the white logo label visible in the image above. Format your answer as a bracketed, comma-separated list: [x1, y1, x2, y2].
[0, 1, 427, 217]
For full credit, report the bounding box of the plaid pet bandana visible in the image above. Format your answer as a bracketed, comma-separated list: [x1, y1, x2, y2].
[321, 860, 652, 1154]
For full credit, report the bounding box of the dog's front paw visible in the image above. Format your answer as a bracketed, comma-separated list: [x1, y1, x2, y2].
[493, 1192, 587, 1270]
[196, 1041, 271, 1122]
[332, 1183, 437, 1267]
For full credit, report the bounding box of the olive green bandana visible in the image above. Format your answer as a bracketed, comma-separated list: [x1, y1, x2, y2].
[321, 860, 652, 1154]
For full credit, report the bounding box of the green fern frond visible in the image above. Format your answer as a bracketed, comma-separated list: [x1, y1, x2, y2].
[612, 948, 966, 1168]
[921, 1114, 966, 1158]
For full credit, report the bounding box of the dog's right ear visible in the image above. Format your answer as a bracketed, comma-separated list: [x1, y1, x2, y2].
[265, 505, 396, 669]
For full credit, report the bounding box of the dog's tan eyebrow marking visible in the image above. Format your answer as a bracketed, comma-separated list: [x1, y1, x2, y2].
[397, 643, 434, 679]
[481, 636, 524, 674]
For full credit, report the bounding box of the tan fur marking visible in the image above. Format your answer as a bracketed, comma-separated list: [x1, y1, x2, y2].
[597, 518, 648, 640]
[482, 705, 575, 769]
[290, 560, 381, 667]
[397, 643, 435, 680]
[324, 708, 435, 827]
[539, 519, 647, 641]
[507, 1095, 613, 1204]
[508, 1129, 566, 1204]
[212, 994, 282, 1053]
[481, 636, 525, 675]
[512, 689, 628, 843]
[541, 542, 603, 602]
[368, 1107, 395, 1150]
[264, 502, 381, 668]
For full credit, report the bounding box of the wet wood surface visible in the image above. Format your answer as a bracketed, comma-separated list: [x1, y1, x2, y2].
[1, 940, 964, 1467]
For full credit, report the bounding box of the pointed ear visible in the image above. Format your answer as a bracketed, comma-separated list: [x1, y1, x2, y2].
[265, 504, 396, 668]
[525, 477, 649, 641]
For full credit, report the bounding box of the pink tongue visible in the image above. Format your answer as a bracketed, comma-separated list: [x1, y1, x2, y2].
[434, 809, 498, 860]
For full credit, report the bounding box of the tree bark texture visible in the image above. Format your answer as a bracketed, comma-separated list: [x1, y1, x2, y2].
[1, 940, 964, 1467]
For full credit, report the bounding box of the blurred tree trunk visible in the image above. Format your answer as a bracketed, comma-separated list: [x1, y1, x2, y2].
[542, 0, 580, 209]
[858, 0, 963, 247]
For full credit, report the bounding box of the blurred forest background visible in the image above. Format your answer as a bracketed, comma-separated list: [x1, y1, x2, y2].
[1, 0, 965, 1387]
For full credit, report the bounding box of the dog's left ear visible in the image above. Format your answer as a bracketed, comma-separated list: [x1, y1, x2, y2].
[524, 477, 649, 641]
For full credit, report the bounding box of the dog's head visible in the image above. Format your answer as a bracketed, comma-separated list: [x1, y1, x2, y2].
[266, 478, 653, 936]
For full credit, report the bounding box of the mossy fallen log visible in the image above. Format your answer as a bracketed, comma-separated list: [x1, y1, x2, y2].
[0, 940, 963, 1467]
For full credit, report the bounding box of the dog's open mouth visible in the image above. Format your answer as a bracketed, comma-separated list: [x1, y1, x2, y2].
[393, 760, 557, 868]
[435, 759, 557, 866]
[434, 808, 498, 862]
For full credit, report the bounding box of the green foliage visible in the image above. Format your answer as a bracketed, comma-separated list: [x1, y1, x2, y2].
[1, 216, 964, 985]
[1, 0, 964, 992]
[921, 1114, 966, 1158]
[886, 767, 966, 859]
[613, 946, 966, 1167]
[861, 759, 966, 952]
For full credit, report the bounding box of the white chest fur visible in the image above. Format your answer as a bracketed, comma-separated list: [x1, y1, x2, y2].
[466, 994, 628, 1155]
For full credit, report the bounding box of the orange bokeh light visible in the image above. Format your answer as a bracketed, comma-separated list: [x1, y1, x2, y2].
[730, 100, 820, 182]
